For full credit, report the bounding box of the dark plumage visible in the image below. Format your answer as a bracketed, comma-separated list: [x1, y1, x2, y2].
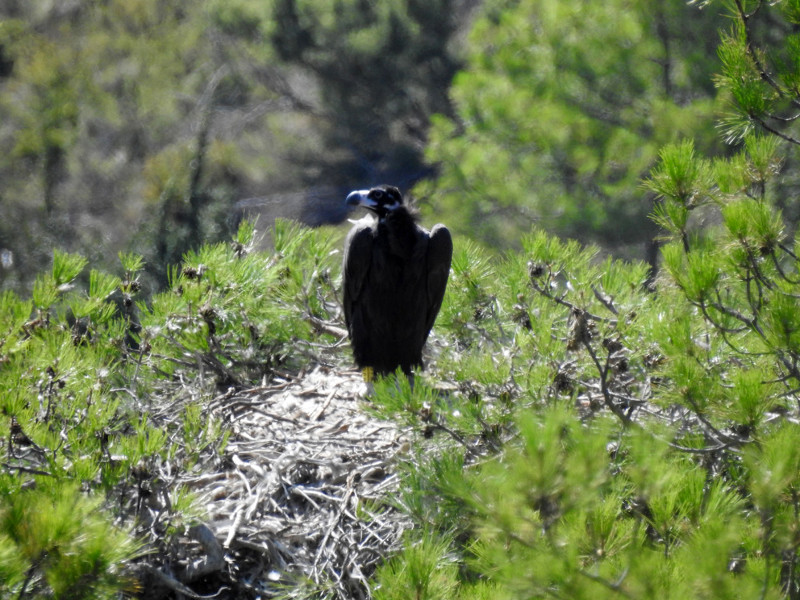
[342, 185, 452, 378]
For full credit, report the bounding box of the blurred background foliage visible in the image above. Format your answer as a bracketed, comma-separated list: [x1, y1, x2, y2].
[0, 0, 790, 288]
[421, 0, 725, 264]
[0, 0, 471, 293]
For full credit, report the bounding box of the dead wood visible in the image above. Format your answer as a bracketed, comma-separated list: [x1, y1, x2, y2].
[135, 365, 412, 599]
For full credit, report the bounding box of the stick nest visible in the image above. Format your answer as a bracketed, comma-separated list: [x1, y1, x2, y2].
[133, 365, 412, 599]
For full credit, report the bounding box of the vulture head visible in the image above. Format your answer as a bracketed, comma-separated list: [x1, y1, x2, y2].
[346, 185, 404, 219]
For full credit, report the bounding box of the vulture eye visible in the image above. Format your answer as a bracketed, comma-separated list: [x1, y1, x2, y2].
[373, 190, 384, 200]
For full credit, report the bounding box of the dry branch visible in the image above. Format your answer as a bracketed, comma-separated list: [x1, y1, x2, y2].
[134, 366, 411, 599]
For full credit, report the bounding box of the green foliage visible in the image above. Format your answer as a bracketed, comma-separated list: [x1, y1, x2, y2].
[0, 253, 139, 597]
[264, 0, 460, 181]
[0, 1, 250, 291]
[0, 479, 138, 598]
[368, 211, 800, 596]
[137, 218, 338, 386]
[0, 220, 341, 597]
[12, 2, 800, 598]
[0, 0, 467, 296]
[714, 3, 796, 144]
[373, 531, 460, 600]
[369, 6, 800, 591]
[420, 0, 723, 257]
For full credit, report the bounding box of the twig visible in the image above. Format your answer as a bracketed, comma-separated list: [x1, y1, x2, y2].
[180, 523, 225, 582]
[223, 509, 243, 550]
[1, 463, 53, 477]
[139, 564, 226, 599]
[591, 285, 619, 315]
[578, 568, 634, 599]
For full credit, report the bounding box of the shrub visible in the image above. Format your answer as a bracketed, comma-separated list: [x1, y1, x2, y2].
[0, 219, 341, 598]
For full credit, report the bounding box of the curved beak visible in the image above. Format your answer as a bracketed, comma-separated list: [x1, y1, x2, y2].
[346, 190, 376, 209]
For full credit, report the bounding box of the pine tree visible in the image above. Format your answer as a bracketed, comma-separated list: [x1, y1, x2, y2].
[370, 2, 800, 598]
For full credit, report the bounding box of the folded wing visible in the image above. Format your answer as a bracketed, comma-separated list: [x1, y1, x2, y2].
[424, 224, 453, 342]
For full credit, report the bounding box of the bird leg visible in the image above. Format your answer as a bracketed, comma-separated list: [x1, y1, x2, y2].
[361, 366, 374, 383]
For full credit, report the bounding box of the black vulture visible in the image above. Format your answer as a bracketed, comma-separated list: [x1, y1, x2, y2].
[342, 185, 452, 380]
